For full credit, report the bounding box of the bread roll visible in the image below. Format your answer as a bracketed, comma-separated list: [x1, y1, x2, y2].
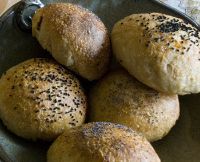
[89, 69, 180, 142]
[0, 58, 87, 141]
[47, 122, 161, 162]
[32, 3, 110, 81]
[111, 13, 200, 95]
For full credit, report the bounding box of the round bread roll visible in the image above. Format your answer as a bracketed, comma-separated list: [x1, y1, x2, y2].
[32, 3, 110, 81]
[111, 13, 200, 95]
[0, 58, 87, 141]
[89, 69, 180, 142]
[47, 122, 161, 162]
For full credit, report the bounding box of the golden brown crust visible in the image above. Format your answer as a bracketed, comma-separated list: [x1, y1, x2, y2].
[89, 69, 180, 142]
[0, 58, 87, 141]
[47, 122, 161, 162]
[32, 3, 110, 80]
[111, 13, 200, 95]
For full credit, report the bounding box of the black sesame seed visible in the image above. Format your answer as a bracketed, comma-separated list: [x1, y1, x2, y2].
[154, 38, 159, 42]
[158, 20, 180, 33]
[69, 122, 76, 126]
[79, 111, 83, 116]
[34, 110, 39, 113]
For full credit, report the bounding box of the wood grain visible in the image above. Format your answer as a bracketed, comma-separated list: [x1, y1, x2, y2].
[161, 0, 200, 23]
[0, 0, 199, 22]
[0, 0, 200, 23]
[0, 0, 20, 15]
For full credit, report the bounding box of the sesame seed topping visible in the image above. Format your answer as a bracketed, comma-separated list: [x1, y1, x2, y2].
[3, 58, 87, 129]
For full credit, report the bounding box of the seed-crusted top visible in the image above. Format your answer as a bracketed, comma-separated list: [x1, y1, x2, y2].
[32, 3, 110, 80]
[89, 69, 179, 141]
[0, 58, 87, 140]
[112, 13, 200, 94]
[116, 13, 200, 56]
[47, 122, 161, 162]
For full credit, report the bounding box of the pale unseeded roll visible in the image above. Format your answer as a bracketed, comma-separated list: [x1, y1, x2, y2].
[32, 3, 110, 81]
[0, 58, 87, 141]
[47, 122, 161, 162]
[89, 69, 180, 142]
[111, 13, 200, 95]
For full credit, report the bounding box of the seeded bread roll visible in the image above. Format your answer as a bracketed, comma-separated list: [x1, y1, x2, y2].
[0, 58, 87, 141]
[47, 122, 161, 162]
[111, 13, 200, 95]
[89, 69, 180, 142]
[32, 3, 110, 81]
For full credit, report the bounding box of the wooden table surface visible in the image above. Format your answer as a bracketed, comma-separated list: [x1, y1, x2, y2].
[0, 0, 200, 22]
[0, 0, 20, 15]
